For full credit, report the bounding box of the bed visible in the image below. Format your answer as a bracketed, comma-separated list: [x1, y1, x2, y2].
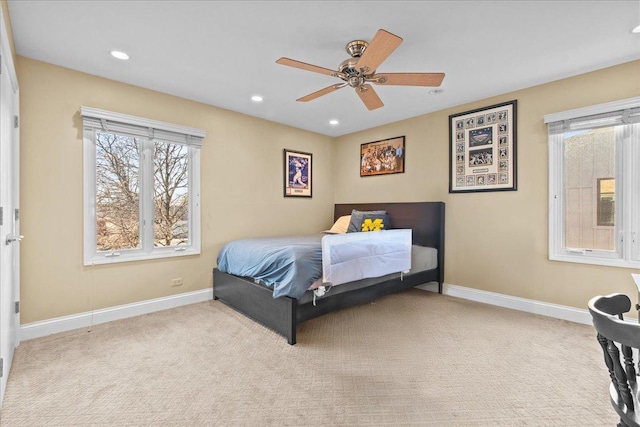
[212, 201, 445, 345]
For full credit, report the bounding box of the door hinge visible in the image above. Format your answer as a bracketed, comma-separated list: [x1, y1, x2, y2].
[14, 115, 19, 128]
[0, 207, 3, 226]
[15, 301, 19, 314]
[0, 358, 3, 378]
[14, 208, 19, 221]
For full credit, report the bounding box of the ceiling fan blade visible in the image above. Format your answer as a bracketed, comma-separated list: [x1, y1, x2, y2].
[355, 29, 403, 74]
[356, 84, 384, 111]
[373, 72, 445, 87]
[296, 83, 346, 102]
[276, 57, 340, 77]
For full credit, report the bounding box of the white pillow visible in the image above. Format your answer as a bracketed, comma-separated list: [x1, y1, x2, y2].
[326, 215, 351, 234]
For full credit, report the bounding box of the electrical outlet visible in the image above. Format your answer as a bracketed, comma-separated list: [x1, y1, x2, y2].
[171, 278, 183, 287]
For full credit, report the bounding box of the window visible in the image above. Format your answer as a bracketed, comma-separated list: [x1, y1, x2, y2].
[596, 178, 615, 227]
[81, 107, 204, 265]
[546, 97, 640, 268]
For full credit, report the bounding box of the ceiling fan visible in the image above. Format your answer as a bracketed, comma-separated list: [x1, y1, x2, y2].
[276, 29, 445, 111]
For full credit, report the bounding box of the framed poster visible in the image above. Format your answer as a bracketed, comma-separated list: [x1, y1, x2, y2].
[449, 100, 517, 193]
[360, 136, 405, 177]
[283, 148, 312, 197]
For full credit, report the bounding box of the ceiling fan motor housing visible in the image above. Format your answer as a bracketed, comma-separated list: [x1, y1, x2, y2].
[339, 58, 360, 76]
[342, 40, 373, 75]
[339, 39, 372, 83]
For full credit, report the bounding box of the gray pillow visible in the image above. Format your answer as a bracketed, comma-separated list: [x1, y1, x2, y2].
[347, 209, 388, 233]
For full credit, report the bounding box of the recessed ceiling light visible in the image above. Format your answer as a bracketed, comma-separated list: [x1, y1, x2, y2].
[110, 50, 129, 60]
[251, 95, 263, 102]
[632, 24, 640, 34]
[429, 89, 444, 95]
[329, 119, 339, 125]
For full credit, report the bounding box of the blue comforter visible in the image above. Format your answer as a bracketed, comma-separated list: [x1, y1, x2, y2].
[216, 234, 324, 299]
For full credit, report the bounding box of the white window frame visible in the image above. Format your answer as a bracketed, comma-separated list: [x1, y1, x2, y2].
[545, 97, 640, 269]
[81, 107, 204, 265]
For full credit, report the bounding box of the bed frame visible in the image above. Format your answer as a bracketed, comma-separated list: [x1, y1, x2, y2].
[212, 201, 445, 345]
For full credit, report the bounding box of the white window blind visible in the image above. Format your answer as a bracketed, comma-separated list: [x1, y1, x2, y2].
[80, 106, 204, 146]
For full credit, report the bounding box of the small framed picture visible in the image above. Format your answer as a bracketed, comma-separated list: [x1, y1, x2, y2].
[360, 136, 405, 177]
[283, 149, 312, 198]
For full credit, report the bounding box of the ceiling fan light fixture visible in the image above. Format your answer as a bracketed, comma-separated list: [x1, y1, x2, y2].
[251, 95, 263, 102]
[329, 119, 339, 125]
[348, 75, 365, 88]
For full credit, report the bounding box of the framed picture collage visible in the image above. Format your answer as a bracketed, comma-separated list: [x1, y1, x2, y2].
[449, 100, 517, 193]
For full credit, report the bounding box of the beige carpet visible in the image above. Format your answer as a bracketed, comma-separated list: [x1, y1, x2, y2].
[0, 289, 616, 426]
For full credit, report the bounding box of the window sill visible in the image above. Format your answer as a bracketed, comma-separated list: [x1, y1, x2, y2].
[84, 247, 200, 266]
[549, 254, 640, 269]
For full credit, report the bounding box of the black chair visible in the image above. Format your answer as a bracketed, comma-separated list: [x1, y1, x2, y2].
[589, 293, 640, 427]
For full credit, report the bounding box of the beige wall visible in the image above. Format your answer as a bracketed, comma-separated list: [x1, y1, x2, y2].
[15, 45, 640, 323]
[17, 57, 335, 324]
[334, 60, 640, 311]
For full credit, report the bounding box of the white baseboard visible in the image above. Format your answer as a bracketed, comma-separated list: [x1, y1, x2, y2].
[20, 282, 624, 342]
[20, 288, 213, 341]
[416, 282, 596, 325]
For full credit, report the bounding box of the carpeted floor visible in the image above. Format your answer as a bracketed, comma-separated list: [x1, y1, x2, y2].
[0, 289, 617, 426]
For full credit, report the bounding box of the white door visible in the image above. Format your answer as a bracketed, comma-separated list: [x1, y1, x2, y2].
[0, 9, 20, 407]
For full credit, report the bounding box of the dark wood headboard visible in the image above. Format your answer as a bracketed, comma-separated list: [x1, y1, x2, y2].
[334, 202, 445, 284]
[334, 202, 445, 247]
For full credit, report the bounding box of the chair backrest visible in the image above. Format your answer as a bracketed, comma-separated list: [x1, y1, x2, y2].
[588, 293, 640, 427]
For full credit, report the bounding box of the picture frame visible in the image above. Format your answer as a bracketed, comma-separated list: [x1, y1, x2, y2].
[360, 136, 405, 177]
[449, 100, 517, 193]
[283, 148, 312, 197]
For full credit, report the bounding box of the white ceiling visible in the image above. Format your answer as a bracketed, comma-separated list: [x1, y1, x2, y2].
[7, 1, 640, 137]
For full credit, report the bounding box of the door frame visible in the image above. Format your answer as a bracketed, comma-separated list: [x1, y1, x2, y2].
[0, 5, 20, 408]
